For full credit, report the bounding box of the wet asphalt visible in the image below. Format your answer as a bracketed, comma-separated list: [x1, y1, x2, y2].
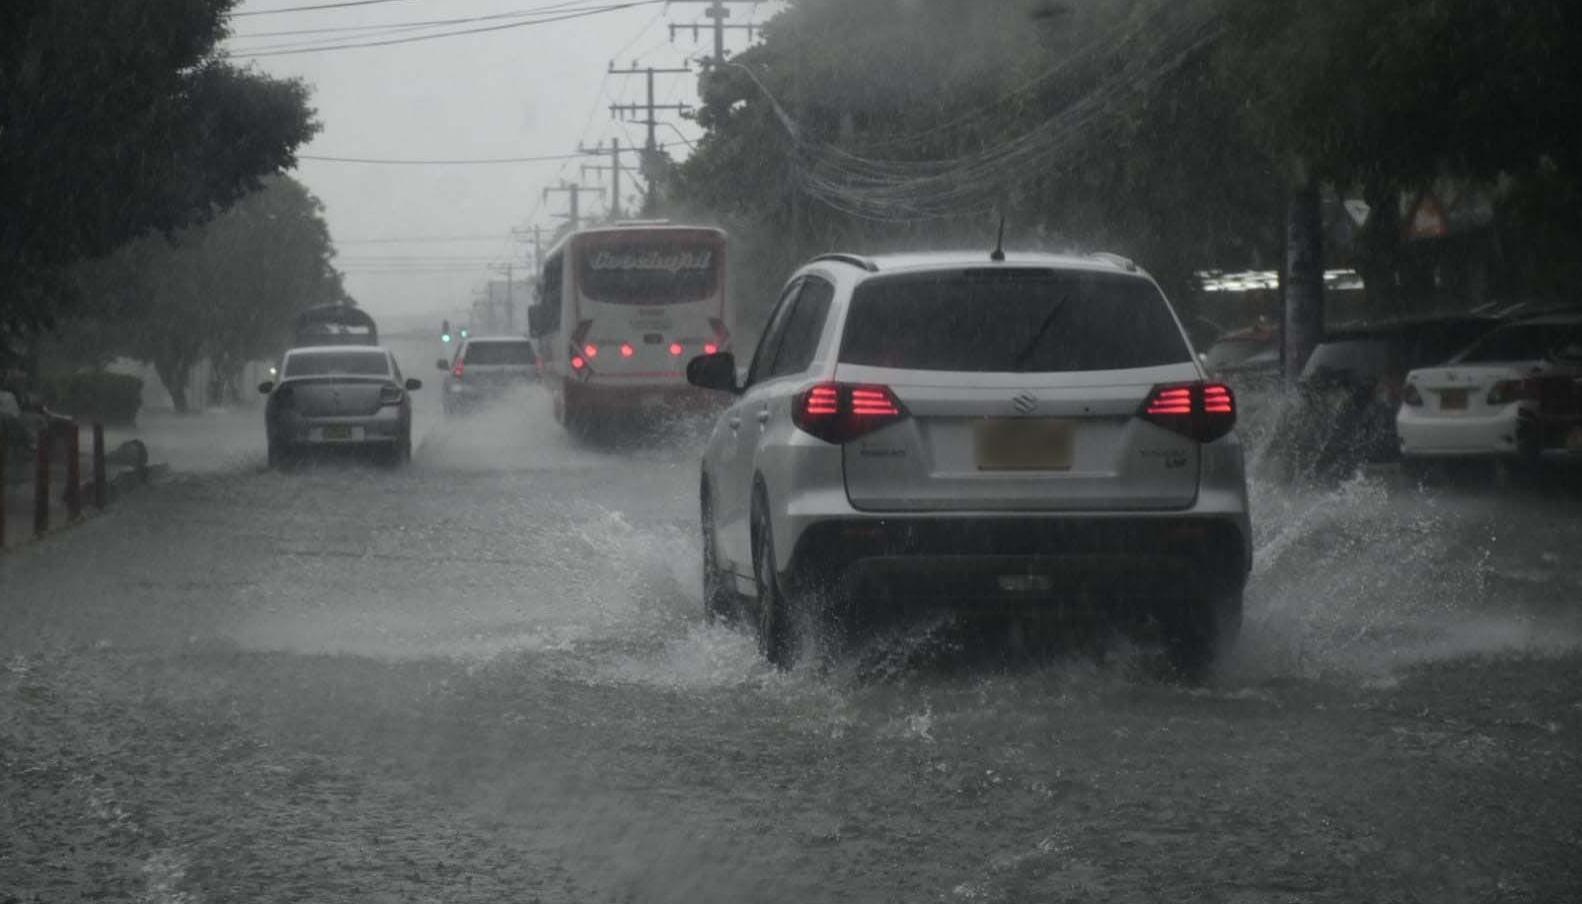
[2, 351, 1580, 903]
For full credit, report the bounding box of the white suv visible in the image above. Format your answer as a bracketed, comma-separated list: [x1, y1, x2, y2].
[687, 251, 1251, 673]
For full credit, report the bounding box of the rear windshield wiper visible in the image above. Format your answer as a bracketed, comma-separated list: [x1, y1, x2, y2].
[1011, 294, 1070, 372]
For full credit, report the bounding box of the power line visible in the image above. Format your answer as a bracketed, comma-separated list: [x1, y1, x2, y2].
[236, 0, 439, 17]
[299, 143, 677, 166]
[230, 0, 605, 36]
[230, 0, 668, 57]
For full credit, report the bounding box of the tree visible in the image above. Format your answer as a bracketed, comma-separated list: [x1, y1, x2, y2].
[0, 0, 317, 338]
[75, 177, 348, 412]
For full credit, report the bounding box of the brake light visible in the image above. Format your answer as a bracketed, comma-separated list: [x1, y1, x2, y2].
[1139, 381, 1236, 443]
[583, 343, 599, 359]
[571, 355, 587, 371]
[378, 385, 405, 407]
[452, 362, 464, 379]
[1487, 379, 1533, 406]
[704, 343, 719, 355]
[1402, 383, 1423, 406]
[669, 343, 684, 357]
[620, 343, 635, 359]
[793, 382, 907, 444]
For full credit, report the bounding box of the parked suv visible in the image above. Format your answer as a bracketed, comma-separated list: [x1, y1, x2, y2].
[686, 251, 1251, 673]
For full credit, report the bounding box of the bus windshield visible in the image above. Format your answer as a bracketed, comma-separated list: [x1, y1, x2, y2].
[578, 241, 720, 306]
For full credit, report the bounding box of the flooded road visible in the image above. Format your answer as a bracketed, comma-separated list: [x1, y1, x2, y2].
[3, 375, 1580, 902]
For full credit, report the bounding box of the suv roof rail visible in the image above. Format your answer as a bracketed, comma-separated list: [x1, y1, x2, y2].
[810, 253, 879, 273]
[1091, 252, 1138, 272]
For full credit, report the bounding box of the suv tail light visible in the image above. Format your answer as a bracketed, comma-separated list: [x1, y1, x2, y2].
[1140, 381, 1236, 443]
[379, 385, 406, 407]
[792, 382, 907, 444]
[1487, 379, 1533, 406]
[451, 361, 465, 379]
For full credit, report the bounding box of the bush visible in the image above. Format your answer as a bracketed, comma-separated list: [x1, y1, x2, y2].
[40, 371, 144, 425]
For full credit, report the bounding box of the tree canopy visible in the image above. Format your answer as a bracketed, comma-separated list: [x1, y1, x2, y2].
[1, 0, 317, 339]
[666, 0, 1582, 328]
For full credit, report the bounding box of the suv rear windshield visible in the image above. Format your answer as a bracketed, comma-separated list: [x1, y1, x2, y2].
[839, 269, 1190, 372]
[283, 350, 391, 377]
[463, 341, 536, 365]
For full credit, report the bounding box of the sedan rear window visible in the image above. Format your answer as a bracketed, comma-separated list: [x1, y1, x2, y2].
[463, 341, 536, 365]
[283, 350, 391, 377]
[839, 270, 1190, 373]
[1455, 322, 1582, 364]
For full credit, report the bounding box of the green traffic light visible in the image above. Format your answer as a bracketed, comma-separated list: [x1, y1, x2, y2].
[442, 333, 452, 344]
[459, 328, 470, 339]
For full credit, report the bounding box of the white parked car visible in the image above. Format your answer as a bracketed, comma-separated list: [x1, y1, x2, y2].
[1397, 312, 1582, 463]
[687, 251, 1251, 674]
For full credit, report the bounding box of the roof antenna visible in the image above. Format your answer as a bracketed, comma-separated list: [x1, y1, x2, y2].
[990, 214, 1007, 262]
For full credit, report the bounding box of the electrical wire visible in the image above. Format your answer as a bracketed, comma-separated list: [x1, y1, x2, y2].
[229, 0, 668, 56]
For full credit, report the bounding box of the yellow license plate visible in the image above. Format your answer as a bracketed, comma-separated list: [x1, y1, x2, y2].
[976, 419, 1074, 471]
[322, 425, 353, 441]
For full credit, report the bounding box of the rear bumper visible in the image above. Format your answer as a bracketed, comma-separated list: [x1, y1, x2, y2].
[785, 515, 1249, 605]
[269, 410, 406, 445]
[563, 379, 721, 415]
[1397, 406, 1526, 457]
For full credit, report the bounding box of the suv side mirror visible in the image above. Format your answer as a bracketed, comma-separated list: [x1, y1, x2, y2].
[257, 381, 275, 395]
[405, 378, 423, 392]
[435, 358, 450, 372]
[687, 352, 739, 394]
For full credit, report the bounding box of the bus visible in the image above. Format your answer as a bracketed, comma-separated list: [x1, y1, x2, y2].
[529, 223, 730, 432]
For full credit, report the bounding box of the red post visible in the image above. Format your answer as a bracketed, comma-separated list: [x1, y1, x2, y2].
[0, 440, 7, 548]
[64, 422, 81, 520]
[34, 427, 50, 536]
[92, 423, 107, 510]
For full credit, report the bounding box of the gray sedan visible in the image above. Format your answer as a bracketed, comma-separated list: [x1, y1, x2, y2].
[259, 346, 421, 468]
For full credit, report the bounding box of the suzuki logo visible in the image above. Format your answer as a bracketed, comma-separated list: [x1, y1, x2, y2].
[1012, 392, 1039, 415]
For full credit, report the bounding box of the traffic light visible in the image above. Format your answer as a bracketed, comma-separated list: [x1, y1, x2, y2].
[441, 319, 452, 344]
[459, 327, 470, 340]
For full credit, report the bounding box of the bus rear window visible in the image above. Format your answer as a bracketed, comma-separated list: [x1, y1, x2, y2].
[578, 243, 719, 305]
[839, 270, 1190, 373]
[463, 341, 535, 365]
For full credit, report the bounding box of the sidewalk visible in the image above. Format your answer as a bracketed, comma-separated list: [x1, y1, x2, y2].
[103, 406, 263, 475]
[1, 406, 258, 551]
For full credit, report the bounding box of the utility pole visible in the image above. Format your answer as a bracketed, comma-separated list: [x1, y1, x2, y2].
[543, 182, 603, 233]
[607, 62, 692, 155]
[488, 263, 517, 332]
[607, 63, 692, 215]
[578, 138, 640, 221]
[669, 0, 761, 69]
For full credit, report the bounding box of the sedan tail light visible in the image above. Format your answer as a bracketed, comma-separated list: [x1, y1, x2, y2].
[1401, 383, 1424, 406]
[1140, 381, 1236, 443]
[1487, 379, 1534, 406]
[793, 382, 907, 444]
[378, 385, 406, 407]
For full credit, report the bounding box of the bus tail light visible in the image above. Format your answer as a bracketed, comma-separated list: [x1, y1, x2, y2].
[583, 343, 599, 359]
[1140, 381, 1236, 443]
[669, 343, 684, 357]
[793, 382, 908, 444]
[620, 343, 635, 359]
[571, 355, 587, 371]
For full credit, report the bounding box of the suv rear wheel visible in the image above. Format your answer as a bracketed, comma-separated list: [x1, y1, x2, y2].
[700, 485, 736, 625]
[751, 498, 796, 669]
[1160, 593, 1242, 680]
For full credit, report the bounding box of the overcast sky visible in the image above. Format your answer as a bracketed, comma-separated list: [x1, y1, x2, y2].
[225, 0, 773, 331]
